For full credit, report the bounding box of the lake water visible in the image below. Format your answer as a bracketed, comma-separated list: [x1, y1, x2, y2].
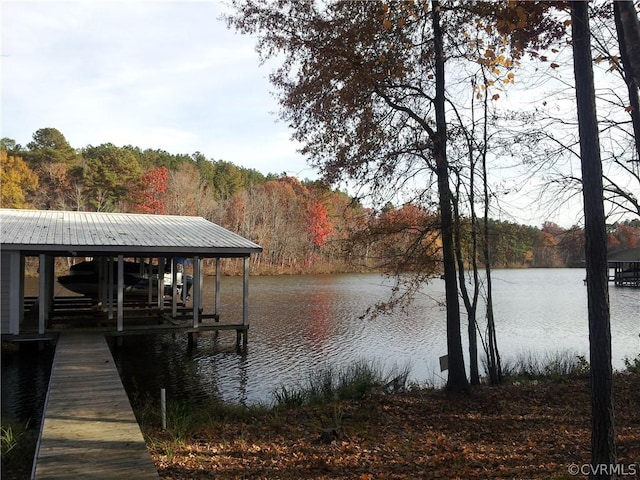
[110, 269, 639, 406]
[3, 269, 639, 422]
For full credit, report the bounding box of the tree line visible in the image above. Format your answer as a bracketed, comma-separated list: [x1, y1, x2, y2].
[2, 128, 638, 275]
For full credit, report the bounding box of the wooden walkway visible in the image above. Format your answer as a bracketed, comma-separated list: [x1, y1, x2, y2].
[32, 333, 159, 479]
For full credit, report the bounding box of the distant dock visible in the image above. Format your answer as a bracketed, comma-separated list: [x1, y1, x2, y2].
[608, 247, 640, 288]
[32, 333, 159, 479]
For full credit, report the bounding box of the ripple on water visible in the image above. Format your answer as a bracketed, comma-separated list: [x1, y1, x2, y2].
[5, 270, 639, 415]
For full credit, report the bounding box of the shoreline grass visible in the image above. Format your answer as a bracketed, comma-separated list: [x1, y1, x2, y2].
[273, 359, 412, 407]
[498, 350, 591, 382]
[131, 351, 631, 441]
[143, 369, 640, 479]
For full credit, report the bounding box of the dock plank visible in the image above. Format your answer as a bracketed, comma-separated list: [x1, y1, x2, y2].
[33, 333, 159, 479]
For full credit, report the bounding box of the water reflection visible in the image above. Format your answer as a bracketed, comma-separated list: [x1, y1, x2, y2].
[4, 270, 639, 415]
[1, 341, 55, 425]
[107, 270, 639, 406]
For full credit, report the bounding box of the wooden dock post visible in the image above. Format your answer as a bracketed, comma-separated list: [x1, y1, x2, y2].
[235, 328, 248, 349]
[214, 258, 221, 322]
[192, 256, 201, 328]
[188, 331, 198, 348]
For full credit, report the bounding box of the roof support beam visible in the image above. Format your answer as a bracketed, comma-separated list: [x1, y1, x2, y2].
[147, 258, 153, 305]
[215, 258, 221, 321]
[192, 256, 201, 328]
[117, 255, 124, 332]
[98, 257, 107, 313]
[107, 257, 114, 320]
[157, 257, 165, 310]
[243, 256, 249, 328]
[6, 252, 22, 335]
[38, 254, 47, 334]
[181, 259, 188, 305]
[198, 258, 204, 313]
[171, 257, 178, 318]
[38, 254, 55, 334]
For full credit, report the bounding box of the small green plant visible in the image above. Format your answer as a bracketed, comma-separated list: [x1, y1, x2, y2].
[1, 421, 37, 479]
[132, 395, 161, 429]
[575, 355, 590, 376]
[1, 425, 19, 456]
[166, 401, 193, 440]
[307, 366, 337, 403]
[273, 385, 306, 407]
[624, 354, 640, 374]
[316, 405, 345, 443]
[335, 360, 382, 400]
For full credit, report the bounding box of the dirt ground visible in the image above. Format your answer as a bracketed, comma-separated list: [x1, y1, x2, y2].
[146, 373, 640, 479]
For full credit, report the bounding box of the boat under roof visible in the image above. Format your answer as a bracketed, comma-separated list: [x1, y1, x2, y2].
[1, 209, 263, 342]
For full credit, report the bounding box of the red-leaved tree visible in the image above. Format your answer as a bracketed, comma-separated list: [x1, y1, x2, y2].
[307, 200, 334, 248]
[135, 166, 169, 214]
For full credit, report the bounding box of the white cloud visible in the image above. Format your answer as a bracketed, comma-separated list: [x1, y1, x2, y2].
[1, 0, 311, 178]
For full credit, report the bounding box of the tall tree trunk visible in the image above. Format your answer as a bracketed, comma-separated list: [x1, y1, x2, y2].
[571, 2, 617, 477]
[615, 0, 640, 88]
[482, 159, 501, 385]
[432, 0, 468, 393]
[453, 177, 480, 386]
[480, 75, 502, 385]
[466, 232, 481, 387]
[453, 82, 481, 386]
[614, 1, 640, 163]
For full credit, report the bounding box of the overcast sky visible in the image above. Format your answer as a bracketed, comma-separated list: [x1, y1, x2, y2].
[2, 1, 600, 228]
[1, 0, 317, 179]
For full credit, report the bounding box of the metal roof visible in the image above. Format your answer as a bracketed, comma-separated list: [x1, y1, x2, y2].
[0, 209, 262, 257]
[608, 247, 640, 263]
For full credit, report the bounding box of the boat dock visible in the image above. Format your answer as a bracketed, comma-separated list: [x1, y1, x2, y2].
[32, 333, 159, 479]
[21, 294, 250, 347]
[608, 247, 640, 288]
[1, 210, 262, 344]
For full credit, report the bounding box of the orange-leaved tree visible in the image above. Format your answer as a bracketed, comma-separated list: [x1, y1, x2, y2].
[0, 150, 39, 208]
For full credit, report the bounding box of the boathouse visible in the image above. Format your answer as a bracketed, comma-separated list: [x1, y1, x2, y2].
[608, 247, 640, 287]
[0, 209, 263, 344]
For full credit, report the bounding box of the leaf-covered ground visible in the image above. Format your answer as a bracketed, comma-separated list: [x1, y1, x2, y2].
[146, 373, 640, 479]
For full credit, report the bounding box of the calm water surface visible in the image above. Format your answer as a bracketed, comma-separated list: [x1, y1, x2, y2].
[111, 269, 639, 405]
[3, 269, 639, 421]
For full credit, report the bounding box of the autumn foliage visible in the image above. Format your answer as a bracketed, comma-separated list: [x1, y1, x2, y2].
[2, 128, 639, 274]
[0, 151, 39, 208]
[307, 200, 334, 248]
[135, 166, 169, 214]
